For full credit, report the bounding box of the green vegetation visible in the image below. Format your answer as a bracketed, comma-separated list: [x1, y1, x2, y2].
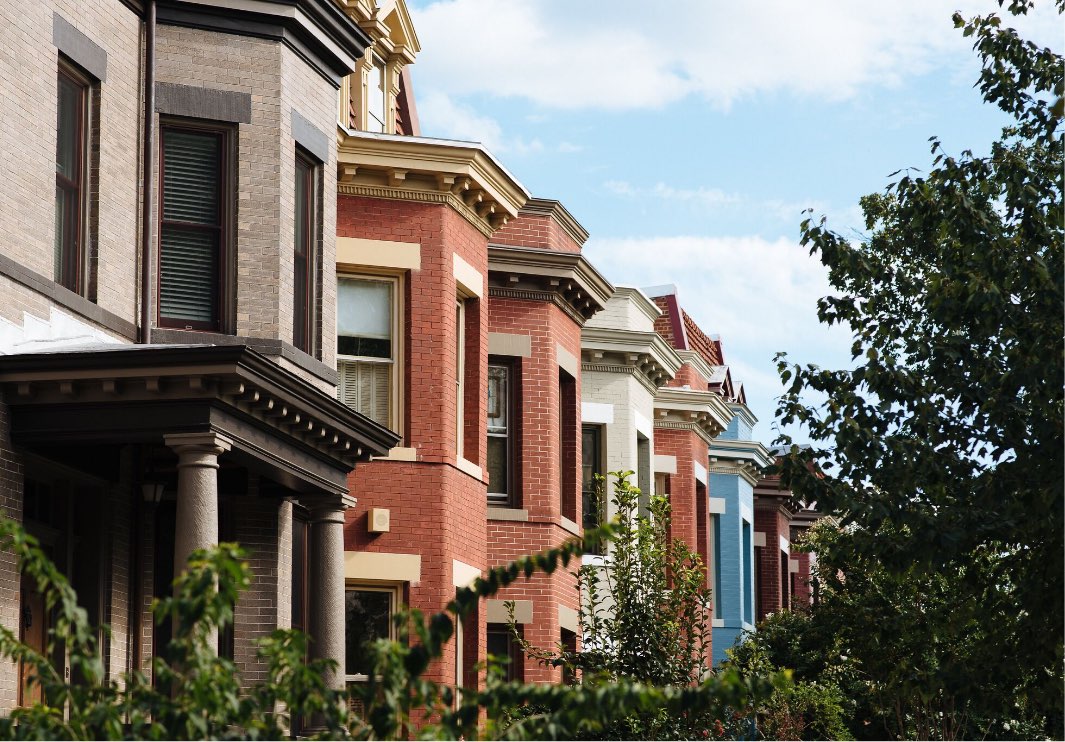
[767, 1, 1063, 738]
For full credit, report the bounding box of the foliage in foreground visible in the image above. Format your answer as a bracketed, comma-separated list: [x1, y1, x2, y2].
[0, 509, 784, 740]
[772, 1, 1063, 738]
[504, 473, 720, 739]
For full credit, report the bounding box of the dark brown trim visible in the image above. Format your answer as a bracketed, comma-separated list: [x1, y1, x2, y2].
[157, 121, 232, 333]
[0, 251, 136, 339]
[155, 0, 371, 87]
[148, 328, 338, 385]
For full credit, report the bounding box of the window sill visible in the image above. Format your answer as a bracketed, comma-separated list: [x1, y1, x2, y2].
[487, 507, 528, 522]
[559, 516, 580, 536]
[455, 456, 482, 481]
[371, 446, 416, 462]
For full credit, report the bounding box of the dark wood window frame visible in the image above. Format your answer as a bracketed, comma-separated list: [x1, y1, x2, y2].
[157, 119, 233, 332]
[487, 356, 519, 506]
[293, 148, 319, 356]
[55, 59, 93, 295]
[581, 424, 604, 553]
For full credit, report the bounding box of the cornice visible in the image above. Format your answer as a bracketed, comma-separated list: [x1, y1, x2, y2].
[156, 0, 371, 85]
[337, 130, 529, 235]
[486, 244, 613, 324]
[520, 198, 590, 246]
[653, 386, 733, 443]
[729, 401, 759, 428]
[709, 438, 775, 483]
[613, 286, 662, 326]
[707, 460, 764, 487]
[676, 350, 716, 386]
[580, 327, 682, 389]
[580, 362, 660, 396]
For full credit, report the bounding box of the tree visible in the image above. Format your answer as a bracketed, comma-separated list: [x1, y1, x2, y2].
[0, 511, 784, 740]
[773, 0, 1063, 734]
[727, 522, 1052, 740]
[499, 472, 732, 739]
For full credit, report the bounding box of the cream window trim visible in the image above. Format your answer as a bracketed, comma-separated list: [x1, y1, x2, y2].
[456, 456, 482, 481]
[337, 272, 404, 437]
[556, 343, 579, 378]
[558, 605, 579, 633]
[487, 599, 533, 625]
[559, 516, 580, 537]
[453, 253, 483, 298]
[654, 455, 677, 475]
[344, 551, 421, 582]
[709, 497, 727, 514]
[337, 237, 421, 270]
[453, 559, 481, 588]
[488, 332, 531, 358]
[753, 531, 767, 548]
[371, 446, 417, 462]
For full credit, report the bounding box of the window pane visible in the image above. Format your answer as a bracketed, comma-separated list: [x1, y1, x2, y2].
[294, 157, 312, 352]
[159, 226, 219, 323]
[56, 74, 81, 181]
[368, 59, 385, 132]
[345, 589, 391, 677]
[162, 130, 220, 224]
[338, 278, 392, 355]
[487, 436, 508, 497]
[487, 365, 508, 432]
[338, 358, 391, 427]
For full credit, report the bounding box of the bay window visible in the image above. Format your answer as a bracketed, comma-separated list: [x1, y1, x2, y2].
[337, 275, 397, 429]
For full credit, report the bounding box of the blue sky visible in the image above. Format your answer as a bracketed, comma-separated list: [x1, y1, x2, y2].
[404, 0, 1061, 442]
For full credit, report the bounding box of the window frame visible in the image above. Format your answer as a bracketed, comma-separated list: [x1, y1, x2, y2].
[581, 424, 604, 553]
[455, 297, 466, 459]
[55, 58, 93, 295]
[487, 358, 517, 504]
[336, 272, 404, 434]
[366, 54, 388, 133]
[156, 118, 233, 332]
[293, 148, 319, 356]
[343, 582, 399, 684]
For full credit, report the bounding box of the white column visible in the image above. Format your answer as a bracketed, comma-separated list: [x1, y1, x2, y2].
[308, 495, 352, 690]
[165, 431, 232, 652]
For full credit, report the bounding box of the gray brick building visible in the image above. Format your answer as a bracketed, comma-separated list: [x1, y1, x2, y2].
[0, 0, 396, 712]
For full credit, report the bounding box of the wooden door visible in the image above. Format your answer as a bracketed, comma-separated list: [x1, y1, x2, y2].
[18, 576, 46, 707]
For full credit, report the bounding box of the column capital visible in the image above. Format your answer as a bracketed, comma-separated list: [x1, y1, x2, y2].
[306, 493, 356, 523]
[165, 431, 233, 457]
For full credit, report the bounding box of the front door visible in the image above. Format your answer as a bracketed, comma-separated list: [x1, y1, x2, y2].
[18, 575, 47, 707]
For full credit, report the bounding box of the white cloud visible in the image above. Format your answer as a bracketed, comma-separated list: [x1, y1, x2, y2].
[583, 234, 853, 437]
[410, 0, 1062, 111]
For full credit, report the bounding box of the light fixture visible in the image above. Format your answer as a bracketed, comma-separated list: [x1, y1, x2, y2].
[141, 483, 165, 504]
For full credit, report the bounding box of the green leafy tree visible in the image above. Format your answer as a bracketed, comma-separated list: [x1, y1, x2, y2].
[773, 0, 1063, 734]
[0, 509, 785, 740]
[500, 472, 723, 739]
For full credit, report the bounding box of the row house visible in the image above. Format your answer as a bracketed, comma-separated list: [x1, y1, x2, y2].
[754, 460, 820, 617]
[330, 0, 613, 688]
[0, 0, 399, 712]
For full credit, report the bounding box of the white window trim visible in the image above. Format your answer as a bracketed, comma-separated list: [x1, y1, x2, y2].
[337, 272, 404, 438]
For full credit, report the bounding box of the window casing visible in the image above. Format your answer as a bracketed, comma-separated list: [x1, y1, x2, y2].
[366, 55, 387, 133]
[487, 361, 513, 503]
[581, 425, 603, 554]
[158, 122, 230, 331]
[55, 61, 92, 294]
[293, 151, 319, 356]
[711, 514, 723, 620]
[344, 585, 397, 682]
[486, 626, 523, 683]
[337, 275, 399, 430]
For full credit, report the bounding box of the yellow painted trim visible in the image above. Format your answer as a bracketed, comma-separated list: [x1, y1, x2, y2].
[344, 551, 421, 582]
[337, 237, 421, 270]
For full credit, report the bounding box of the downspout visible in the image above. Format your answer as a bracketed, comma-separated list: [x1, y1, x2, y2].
[139, 0, 156, 344]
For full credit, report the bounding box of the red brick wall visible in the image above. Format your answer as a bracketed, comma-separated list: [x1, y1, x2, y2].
[485, 296, 584, 683]
[491, 213, 581, 253]
[753, 503, 792, 621]
[338, 195, 491, 687]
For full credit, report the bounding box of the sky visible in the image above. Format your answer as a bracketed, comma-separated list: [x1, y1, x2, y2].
[404, 0, 1061, 444]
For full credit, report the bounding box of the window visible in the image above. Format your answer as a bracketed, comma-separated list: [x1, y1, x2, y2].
[337, 276, 397, 428]
[366, 56, 387, 133]
[559, 369, 578, 520]
[711, 514, 723, 620]
[487, 361, 513, 503]
[742, 521, 753, 625]
[159, 123, 229, 331]
[581, 425, 603, 553]
[55, 61, 92, 294]
[487, 626, 523, 683]
[344, 585, 396, 682]
[455, 298, 466, 458]
[636, 433, 651, 513]
[780, 550, 790, 611]
[293, 151, 318, 355]
[291, 514, 309, 634]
